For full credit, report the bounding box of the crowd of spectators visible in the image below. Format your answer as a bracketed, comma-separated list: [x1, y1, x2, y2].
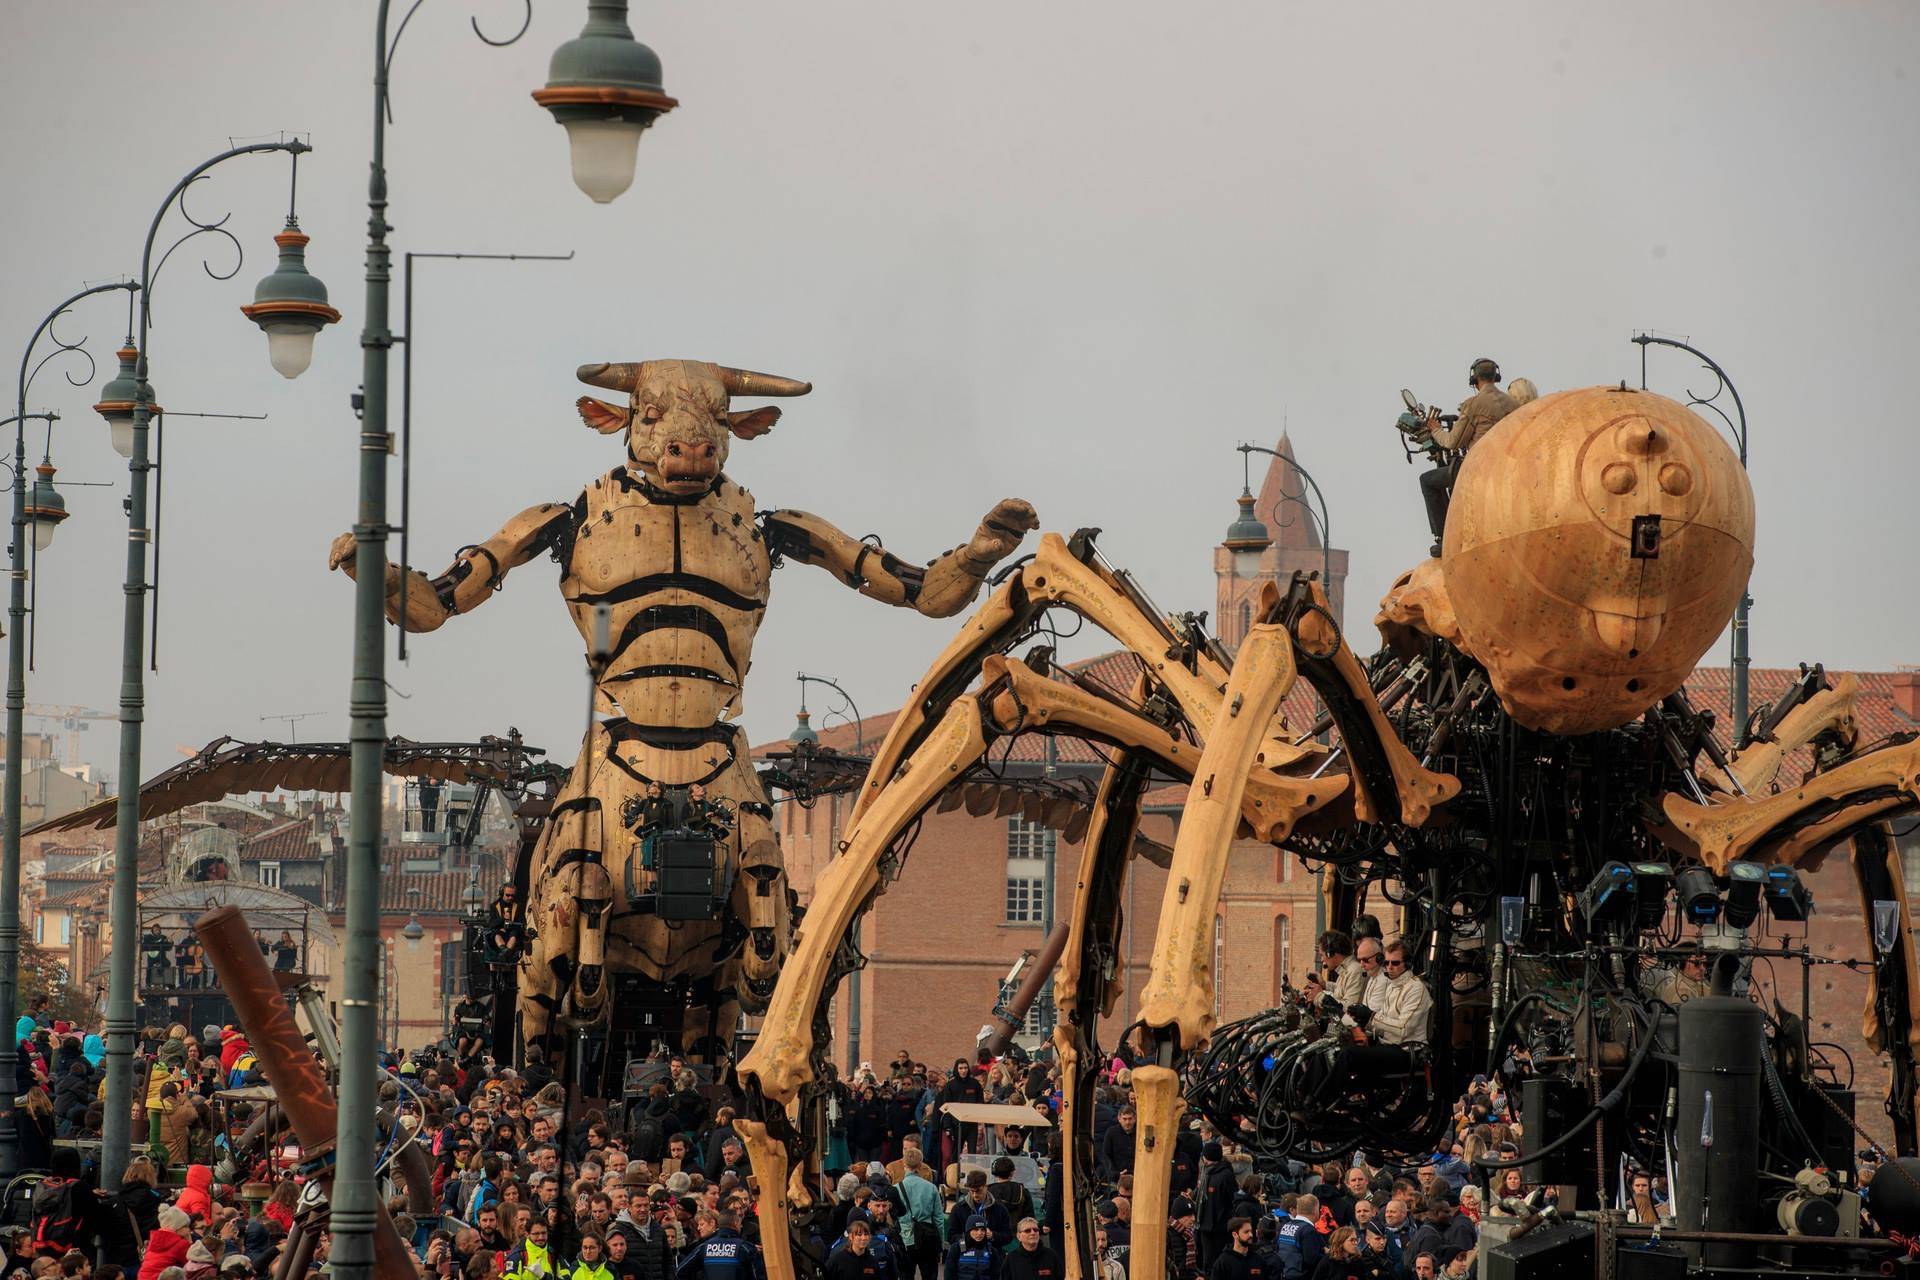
[0, 928, 1697, 1280]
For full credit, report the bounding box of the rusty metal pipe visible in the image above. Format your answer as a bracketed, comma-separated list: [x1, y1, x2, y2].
[197, 907, 415, 1280]
[982, 924, 1070, 1057]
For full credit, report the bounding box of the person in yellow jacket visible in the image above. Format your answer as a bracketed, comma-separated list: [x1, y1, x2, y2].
[504, 1218, 558, 1280]
[565, 1232, 614, 1280]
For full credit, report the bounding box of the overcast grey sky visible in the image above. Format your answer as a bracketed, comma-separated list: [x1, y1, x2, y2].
[2, 1, 1916, 785]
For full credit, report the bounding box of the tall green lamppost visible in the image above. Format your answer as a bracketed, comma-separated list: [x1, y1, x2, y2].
[0, 288, 136, 1176]
[94, 141, 337, 1186]
[335, 6, 673, 1276]
[1, 281, 136, 1174]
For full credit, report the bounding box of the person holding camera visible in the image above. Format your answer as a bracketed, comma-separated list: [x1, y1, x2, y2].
[1416, 358, 1517, 556]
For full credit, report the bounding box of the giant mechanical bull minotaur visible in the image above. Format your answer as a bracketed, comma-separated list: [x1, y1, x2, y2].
[330, 359, 1036, 1060]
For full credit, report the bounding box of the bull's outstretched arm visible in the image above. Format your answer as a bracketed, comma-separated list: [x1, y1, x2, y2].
[762, 499, 1037, 619]
[326, 502, 573, 632]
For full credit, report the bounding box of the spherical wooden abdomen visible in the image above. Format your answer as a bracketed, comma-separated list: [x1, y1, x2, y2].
[1440, 385, 1754, 735]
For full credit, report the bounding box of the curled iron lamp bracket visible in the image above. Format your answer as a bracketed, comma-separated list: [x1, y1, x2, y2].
[384, 0, 534, 123]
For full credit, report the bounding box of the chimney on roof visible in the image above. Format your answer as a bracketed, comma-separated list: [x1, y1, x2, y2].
[1895, 667, 1920, 722]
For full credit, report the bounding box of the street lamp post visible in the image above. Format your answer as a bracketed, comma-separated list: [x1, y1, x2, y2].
[339, 10, 673, 1266]
[1633, 334, 1752, 735]
[99, 140, 333, 1188]
[794, 674, 866, 1067]
[1, 283, 137, 1174]
[1233, 442, 1333, 939]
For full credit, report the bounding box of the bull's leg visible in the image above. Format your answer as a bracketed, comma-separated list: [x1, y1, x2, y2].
[1130, 624, 1298, 1280]
[518, 781, 604, 1066]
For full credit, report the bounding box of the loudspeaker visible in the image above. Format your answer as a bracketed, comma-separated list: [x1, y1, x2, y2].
[1614, 1241, 1687, 1280]
[1482, 1221, 1594, 1280]
[1521, 1078, 1593, 1186]
[1794, 1084, 1858, 1179]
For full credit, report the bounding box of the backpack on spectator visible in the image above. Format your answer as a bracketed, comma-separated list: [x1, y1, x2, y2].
[30, 1176, 81, 1251]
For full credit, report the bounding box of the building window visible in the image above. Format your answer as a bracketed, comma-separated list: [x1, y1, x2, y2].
[33, 915, 42, 944]
[1214, 915, 1225, 1019]
[1238, 601, 1251, 638]
[441, 940, 464, 997]
[1006, 818, 1051, 924]
[59, 915, 71, 946]
[1007, 877, 1046, 924]
[1022, 991, 1053, 1037]
[1273, 914, 1290, 1004]
[258, 861, 282, 889]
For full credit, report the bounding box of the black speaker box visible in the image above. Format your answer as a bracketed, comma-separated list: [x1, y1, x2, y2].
[1521, 1078, 1594, 1186]
[1482, 1221, 1594, 1280]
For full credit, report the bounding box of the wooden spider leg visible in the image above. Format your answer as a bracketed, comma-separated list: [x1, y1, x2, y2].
[1280, 575, 1459, 826]
[1053, 674, 1157, 1280]
[853, 532, 1321, 827]
[738, 696, 995, 1280]
[1657, 737, 1920, 871]
[1705, 673, 1859, 797]
[1129, 624, 1299, 1280]
[987, 656, 1346, 843]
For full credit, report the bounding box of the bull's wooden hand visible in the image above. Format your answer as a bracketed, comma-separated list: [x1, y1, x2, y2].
[964, 498, 1040, 574]
[327, 531, 451, 632]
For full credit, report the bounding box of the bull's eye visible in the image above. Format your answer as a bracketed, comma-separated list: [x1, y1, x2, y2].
[641, 405, 663, 424]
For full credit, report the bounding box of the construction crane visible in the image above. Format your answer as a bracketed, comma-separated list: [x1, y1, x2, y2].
[23, 704, 114, 773]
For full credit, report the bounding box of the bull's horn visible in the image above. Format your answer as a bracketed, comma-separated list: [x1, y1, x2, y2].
[576, 362, 645, 392]
[714, 365, 811, 398]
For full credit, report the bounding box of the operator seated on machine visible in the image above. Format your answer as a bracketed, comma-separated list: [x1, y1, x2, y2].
[622, 781, 735, 870]
[1417, 357, 1517, 558]
[1652, 949, 1710, 1008]
[483, 882, 532, 966]
[1302, 929, 1368, 1013]
[1307, 937, 1434, 1110]
[453, 994, 491, 1060]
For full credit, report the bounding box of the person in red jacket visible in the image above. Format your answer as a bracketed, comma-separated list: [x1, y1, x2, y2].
[137, 1205, 192, 1280]
[218, 1029, 249, 1077]
[175, 1166, 214, 1223]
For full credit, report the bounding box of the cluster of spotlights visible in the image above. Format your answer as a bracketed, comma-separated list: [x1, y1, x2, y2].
[1582, 858, 1811, 934]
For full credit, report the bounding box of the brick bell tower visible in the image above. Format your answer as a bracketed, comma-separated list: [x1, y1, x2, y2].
[1213, 433, 1349, 650]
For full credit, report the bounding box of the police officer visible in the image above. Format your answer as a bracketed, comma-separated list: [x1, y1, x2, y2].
[677, 1210, 765, 1279]
[1417, 357, 1518, 556]
[943, 1215, 1007, 1280]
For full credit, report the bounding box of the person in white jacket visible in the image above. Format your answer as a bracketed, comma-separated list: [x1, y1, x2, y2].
[1354, 940, 1432, 1048]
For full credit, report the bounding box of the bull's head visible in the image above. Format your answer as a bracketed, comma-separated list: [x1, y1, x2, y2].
[574, 358, 811, 495]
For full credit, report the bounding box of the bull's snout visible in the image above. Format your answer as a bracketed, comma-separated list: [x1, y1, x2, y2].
[660, 437, 720, 482]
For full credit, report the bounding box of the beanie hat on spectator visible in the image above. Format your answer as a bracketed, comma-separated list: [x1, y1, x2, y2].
[966, 1215, 990, 1234]
[186, 1242, 217, 1265]
[160, 1206, 192, 1233]
[1171, 1197, 1195, 1219]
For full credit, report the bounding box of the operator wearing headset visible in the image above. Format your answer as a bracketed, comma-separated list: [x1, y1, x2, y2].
[1417, 357, 1518, 557]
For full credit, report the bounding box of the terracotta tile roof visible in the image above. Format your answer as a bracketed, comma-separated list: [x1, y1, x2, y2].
[240, 818, 333, 863]
[333, 850, 503, 916]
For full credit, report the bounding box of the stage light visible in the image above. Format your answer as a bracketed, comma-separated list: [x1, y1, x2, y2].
[1723, 861, 1767, 929]
[1580, 861, 1637, 932]
[1631, 861, 1674, 932]
[1677, 865, 1722, 926]
[1764, 865, 1813, 923]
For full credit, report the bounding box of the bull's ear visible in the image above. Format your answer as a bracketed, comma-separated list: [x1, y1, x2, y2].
[576, 397, 631, 435]
[727, 407, 781, 440]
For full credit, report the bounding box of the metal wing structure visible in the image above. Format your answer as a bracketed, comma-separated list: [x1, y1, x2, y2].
[26, 733, 549, 834]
